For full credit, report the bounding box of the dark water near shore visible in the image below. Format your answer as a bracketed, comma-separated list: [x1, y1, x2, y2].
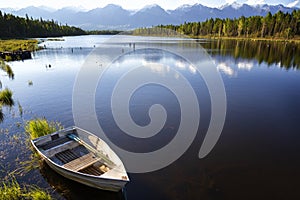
[0, 35, 300, 200]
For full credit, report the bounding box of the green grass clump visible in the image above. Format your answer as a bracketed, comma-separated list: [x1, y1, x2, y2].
[25, 118, 63, 140]
[26, 187, 52, 200]
[0, 178, 52, 200]
[0, 88, 14, 107]
[0, 178, 21, 200]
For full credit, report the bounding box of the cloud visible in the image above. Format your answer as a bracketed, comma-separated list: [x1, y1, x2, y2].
[244, 0, 266, 5]
[225, 0, 236, 4]
[287, 0, 300, 7]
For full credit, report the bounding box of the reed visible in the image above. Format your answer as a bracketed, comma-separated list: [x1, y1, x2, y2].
[26, 187, 52, 200]
[0, 59, 14, 79]
[0, 88, 14, 107]
[0, 177, 52, 200]
[0, 178, 21, 200]
[0, 107, 3, 122]
[25, 118, 63, 140]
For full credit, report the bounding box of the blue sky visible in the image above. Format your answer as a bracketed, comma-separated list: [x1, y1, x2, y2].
[0, 0, 298, 10]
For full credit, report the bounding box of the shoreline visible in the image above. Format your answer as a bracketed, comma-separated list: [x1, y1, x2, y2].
[0, 39, 40, 61]
[190, 35, 300, 43]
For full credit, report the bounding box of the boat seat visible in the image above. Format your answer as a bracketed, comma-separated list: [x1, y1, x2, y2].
[39, 136, 71, 150]
[63, 152, 100, 172]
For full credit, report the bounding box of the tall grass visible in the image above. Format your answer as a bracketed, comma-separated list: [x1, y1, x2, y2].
[0, 59, 14, 79]
[0, 107, 3, 122]
[25, 118, 63, 140]
[0, 178, 21, 200]
[0, 177, 52, 200]
[0, 88, 14, 107]
[26, 187, 52, 200]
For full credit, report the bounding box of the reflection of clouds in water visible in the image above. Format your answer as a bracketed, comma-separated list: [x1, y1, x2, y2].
[114, 52, 198, 78]
[215, 59, 256, 77]
[188, 65, 196, 74]
[174, 60, 197, 75]
[144, 62, 171, 76]
[175, 60, 186, 70]
[114, 58, 139, 68]
[238, 62, 253, 71]
[217, 62, 236, 77]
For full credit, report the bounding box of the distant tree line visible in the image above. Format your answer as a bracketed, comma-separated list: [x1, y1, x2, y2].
[134, 10, 300, 39]
[87, 30, 122, 35]
[0, 11, 86, 38]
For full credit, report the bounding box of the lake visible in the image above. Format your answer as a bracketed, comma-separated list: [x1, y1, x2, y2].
[0, 35, 300, 200]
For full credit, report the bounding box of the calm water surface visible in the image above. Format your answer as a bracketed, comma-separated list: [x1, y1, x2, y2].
[0, 35, 300, 200]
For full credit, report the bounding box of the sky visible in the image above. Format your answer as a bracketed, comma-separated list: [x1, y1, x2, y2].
[0, 0, 298, 10]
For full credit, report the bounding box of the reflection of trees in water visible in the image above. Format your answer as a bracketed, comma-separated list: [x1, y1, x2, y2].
[0, 59, 14, 123]
[202, 40, 300, 69]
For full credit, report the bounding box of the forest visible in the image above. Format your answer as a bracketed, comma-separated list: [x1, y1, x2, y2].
[0, 11, 86, 38]
[134, 10, 300, 39]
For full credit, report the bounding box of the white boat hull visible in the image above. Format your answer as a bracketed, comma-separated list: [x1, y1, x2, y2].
[42, 156, 127, 192]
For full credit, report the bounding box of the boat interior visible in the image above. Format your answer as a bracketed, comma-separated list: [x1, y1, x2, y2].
[35, 130, 111, 176]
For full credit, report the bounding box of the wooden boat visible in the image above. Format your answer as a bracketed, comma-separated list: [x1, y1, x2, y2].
[31, 126, 129, 192]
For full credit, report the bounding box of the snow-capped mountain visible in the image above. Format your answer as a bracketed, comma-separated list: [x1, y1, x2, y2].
[0, 3, 298, 30]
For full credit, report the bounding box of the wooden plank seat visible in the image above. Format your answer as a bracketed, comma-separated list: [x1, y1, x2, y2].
[63, 152, 100, 172]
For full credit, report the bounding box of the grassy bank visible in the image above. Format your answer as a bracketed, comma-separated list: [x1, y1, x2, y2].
[191, 35, 300, 43]
[0, 39, 39, 52]
[132, 30, 300, 43]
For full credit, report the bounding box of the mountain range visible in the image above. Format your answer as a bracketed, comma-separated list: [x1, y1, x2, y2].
[1, 3, 299, 30]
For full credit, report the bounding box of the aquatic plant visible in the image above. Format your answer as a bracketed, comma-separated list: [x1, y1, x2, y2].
[0, 178, 21, 200]
[18, 101, 23, 117]
[0, 88, 14, 124]
[25, 186, 52, 200]
[0, 107, 3, 122]
[0, 177, 52, 200]
[0, 59, 14, 79]
[25, 118, 63, 140]
[0, 88, 14, 107]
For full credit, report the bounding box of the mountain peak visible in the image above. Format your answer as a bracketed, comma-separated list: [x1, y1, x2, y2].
[220, 2, 243, 10]
[140, 4, 163, 11]
[2, 3, 298, 30]
[103, 4, 123, 9]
